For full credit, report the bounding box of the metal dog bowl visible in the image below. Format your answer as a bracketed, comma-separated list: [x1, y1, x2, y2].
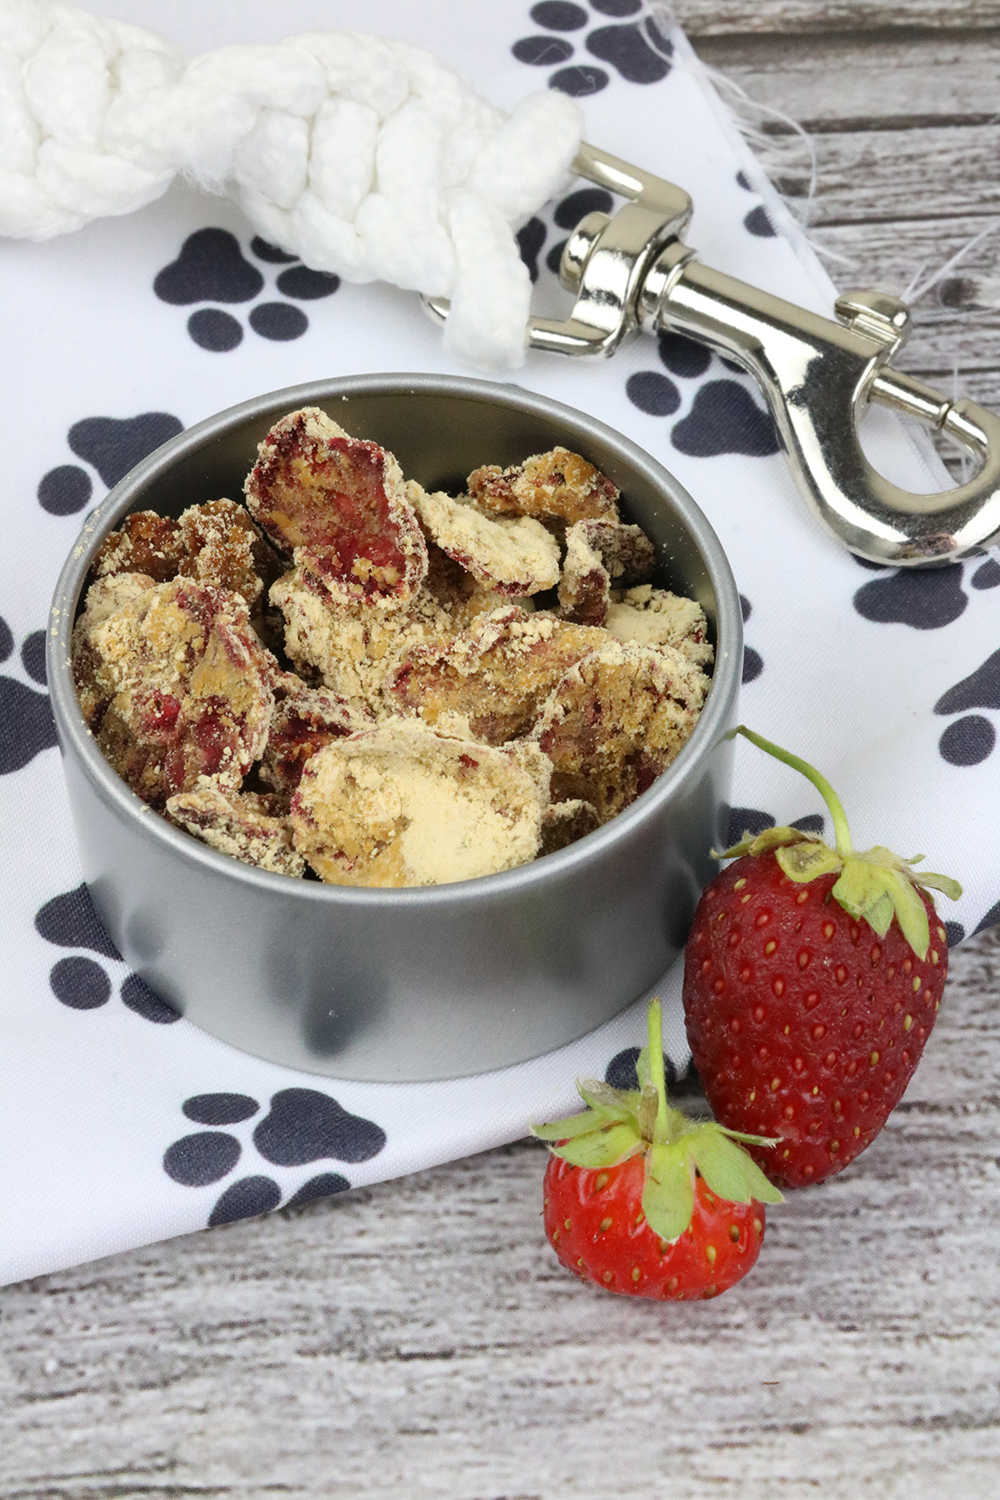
[48, 374, 742, 1081]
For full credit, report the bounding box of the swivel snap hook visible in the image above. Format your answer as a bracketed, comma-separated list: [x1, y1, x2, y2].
[424, 144, 1000, 567]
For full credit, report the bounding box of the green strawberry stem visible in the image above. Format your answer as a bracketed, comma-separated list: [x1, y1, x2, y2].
[721, 725, 962, 961]
[735, 726, 853, 859]
[647, 996, 670, 1143]
[532, 998, 783, 1243]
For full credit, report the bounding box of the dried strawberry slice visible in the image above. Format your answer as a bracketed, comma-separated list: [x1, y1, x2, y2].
[289, 721, 548, 887]
[468, 447, 620, 528]
[74, 579, 274, 809]
[386, 608, 610, 745]
[245, 407, 427, 604]
[259, 672, 373, 798]
[177, 498, 283, 610]
[408, 482, 560, 597]
[93, 499, 282, 620]
[92, 511, 188, 584]
[605, 585, 714, 672]
[167, 783, 305, 877]
[558, 519, 656, 627]
[533, 641, 710, 823]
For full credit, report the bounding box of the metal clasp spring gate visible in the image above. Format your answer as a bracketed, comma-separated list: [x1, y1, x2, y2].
[426, 144, 1000, 567]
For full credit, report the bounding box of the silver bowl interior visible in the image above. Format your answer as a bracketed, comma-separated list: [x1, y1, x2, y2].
[48, 374, 742, 1081]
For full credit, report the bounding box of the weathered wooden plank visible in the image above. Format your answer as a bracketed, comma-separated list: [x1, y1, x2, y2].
[671, 0, 1000, 37]
[2, 927, 998, 1499]
[739, 123, 1000, 226]
[693, 30, 1000, 125]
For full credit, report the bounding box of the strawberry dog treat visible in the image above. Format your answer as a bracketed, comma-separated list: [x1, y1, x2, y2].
[385, 608, 610, 746]
[557, 518, 657, 626]
[289, 721, 549, 887]
[534, 639, 709, 821]
[74, 408, 713, 884]
[407, 481, 560, 597]
[166, 782, 305, 877]
[74, 578, 274, 810]
[468, 446, 621, 528]
[245, 406, 428, 606]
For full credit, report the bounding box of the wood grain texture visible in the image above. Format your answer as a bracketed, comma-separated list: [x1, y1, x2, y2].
[670, 0, 1000, 37]
[4, 11, 1000, 1497]
[2, 926, 998, 1499]
[697, 32, 1000, 126]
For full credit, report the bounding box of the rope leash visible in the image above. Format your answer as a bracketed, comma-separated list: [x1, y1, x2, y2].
[0, 0, 583, 370]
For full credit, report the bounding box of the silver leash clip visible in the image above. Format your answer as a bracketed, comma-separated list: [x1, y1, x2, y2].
[426, 144, 1000, 567]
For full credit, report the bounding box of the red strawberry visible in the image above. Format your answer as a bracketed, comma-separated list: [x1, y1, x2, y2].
[683, 727, 962, 1190]
[533, 997, 782, 1300]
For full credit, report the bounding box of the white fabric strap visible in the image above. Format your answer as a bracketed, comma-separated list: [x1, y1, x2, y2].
[0, 0, 583, 369]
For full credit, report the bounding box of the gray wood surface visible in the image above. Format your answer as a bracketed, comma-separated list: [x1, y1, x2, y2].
[4, 6, 1000, 1496]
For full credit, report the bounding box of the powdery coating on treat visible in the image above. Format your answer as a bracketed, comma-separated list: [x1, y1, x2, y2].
[92, 511, 188, 584]
[408, 481, 560, 597]
[290, 721, 549, 887]
[605, 585, 715, 672]
[74, 578, 274, 810]
[423, 541, 525, 627]
[177, 498, 283, 609]
[260, 670, 374, 798]
[72, 572, 159, 725]
[92, 499, 280, 612]
[385, 607, 611, 745]
[166, 781, 305, 878]
[270, 567, 454, 711]
[245, 406, 428, 605]
[558, 519, 657, 627]
[467, 447, 621, 527]
[534, 639, 711, 823]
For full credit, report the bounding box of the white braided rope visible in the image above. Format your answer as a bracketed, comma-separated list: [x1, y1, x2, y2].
[0, 0, 583, 369]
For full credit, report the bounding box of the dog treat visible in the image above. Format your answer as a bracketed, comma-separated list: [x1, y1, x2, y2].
[289, 721, 548, 887]
[467, 446, 621, 528]
[533, 639, 710, 822]
[94, 499, 281, 612]
[75, 578, 274, 809]
[92, 511, 188, 584]
[408, 481, 560, 597]
[245, 406, 428, 606]
[423, 541, 522, 627]
[167, 781, 305, 877]
[270, 566, 454, 710]
[604, 584, 714, 671]
[385, 607, 610, 745]
[557, 519, 657, 626]
[74, 411, 713, 885]
[259, 671, 373, 799]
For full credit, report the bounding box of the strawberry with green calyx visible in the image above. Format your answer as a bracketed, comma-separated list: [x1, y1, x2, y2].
[533, 997, 782, 1300]
[683, 726, 963, 1190]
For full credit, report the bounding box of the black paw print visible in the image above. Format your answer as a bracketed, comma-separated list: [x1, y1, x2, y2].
[512, 0, 672, 97]
[626, 330, 780, 458]
[736, 169, 777, 239]
[35, 884, 179, 1023]
[154, 230, 340, 351]
[36, 411, 184, 517]
[934, 645, 1000, 769]
[739, 594, 763, 686]
[163, 1087, 387, 1227]
[0, 616, 56, 774]
[852, 556, 972, 631]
